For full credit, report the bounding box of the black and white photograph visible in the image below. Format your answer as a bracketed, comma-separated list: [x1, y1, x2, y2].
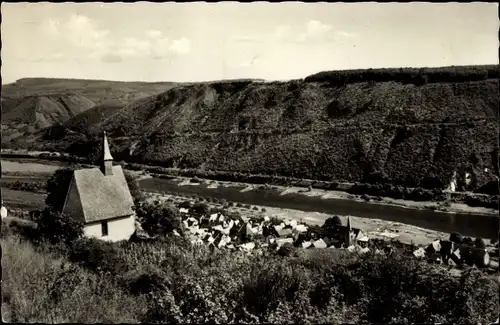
[1, 2, 499, 324]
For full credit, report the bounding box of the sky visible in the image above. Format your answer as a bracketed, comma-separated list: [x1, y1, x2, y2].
[1, 2, 498, 84]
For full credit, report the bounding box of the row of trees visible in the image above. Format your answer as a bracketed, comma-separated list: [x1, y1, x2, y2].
[305, 65, 498, 85]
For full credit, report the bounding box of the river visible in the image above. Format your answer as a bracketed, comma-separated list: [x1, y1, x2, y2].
[1, 159, 498, 239]
[139, 177, 499, 240]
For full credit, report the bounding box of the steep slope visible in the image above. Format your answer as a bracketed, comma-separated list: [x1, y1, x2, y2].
[1, 94, 97, 142]
[8, 66, 500, 193]
[1, 78, 179, 104]
[2, 93, 96, 127]
[1, 78, 181, 140]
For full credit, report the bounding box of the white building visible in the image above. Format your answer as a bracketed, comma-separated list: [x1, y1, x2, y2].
[1, 200, 7, 219]
[62, 132, 136, 242]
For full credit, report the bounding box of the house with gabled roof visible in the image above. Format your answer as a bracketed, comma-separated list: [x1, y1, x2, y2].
[62, 132, 136, 242]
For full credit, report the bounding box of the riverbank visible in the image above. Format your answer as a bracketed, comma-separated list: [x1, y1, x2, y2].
[1, 158, 498, 240]
[1, 154, 498, 212]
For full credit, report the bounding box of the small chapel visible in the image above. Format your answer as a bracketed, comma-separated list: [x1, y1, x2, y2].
[61, 132, 136, 242]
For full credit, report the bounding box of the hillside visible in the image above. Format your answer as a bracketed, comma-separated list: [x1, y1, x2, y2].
[7, 65, 500, 194]
[1, 94, 96, 142]
[1, 77, 179, 104]
[1, 78, 181, 140]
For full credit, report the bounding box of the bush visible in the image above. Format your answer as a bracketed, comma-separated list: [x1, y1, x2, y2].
[123, 268, 169, 296]
[1, 217, 38, 240]
[462, 237, 474, 246]
[68, 237, 128, 275]
[242, 260, 309, 319]
[322, 216, 343, 233]
[178, 200, 192, 209]
[277, 243, 296, 257]
[474, 238, 486, 249]
[135, 202, 183, 237]
[124, 171, 145, 205]
[449, 232, 463, 244]
[191, 202, 210, 217]
[3, 181, 46, 193]
[28, 208, 84, 245]
[45, 168, 74, 212]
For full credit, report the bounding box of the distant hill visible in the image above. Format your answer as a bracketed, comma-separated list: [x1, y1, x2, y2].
[1, 77, 179, 104]
[2, 93, 96, 128]
[1, 78, 181, 141]
[5, 65, 500, 194]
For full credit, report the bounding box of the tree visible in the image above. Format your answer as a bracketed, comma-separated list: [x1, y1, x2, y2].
[449, 232, 463, 244]
[124, 171, 145, 205]
[29, 207, 84, 245]
[135, 201, 183, 237]
[66, 134, 101, 163]
[191, 202, 210, 217]
[45, 168, 74, 212]
[322, 216, 343, 233]
[474, 238, 486, 249]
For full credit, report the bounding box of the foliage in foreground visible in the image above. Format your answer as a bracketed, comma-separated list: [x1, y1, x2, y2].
[2, 228, 498, 324]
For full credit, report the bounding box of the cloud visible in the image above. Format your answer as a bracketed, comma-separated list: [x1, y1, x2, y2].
[271, 20, 358, 43]
[145, 29, 163, 39]
[66, 14, 110, 49]
[168, 37, 191, 55]
[273, 25, 292, 40]
[101, 53, 123, 63]
[31, 52, 69, 63]
[38, 14, 191, 63]
[334, 30, 358, 39]
[116, 37, 153, 57]
[43, 19, 61, 37]
[297, 20, 332, 41]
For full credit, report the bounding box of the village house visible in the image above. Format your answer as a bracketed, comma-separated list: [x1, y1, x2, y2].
[1, 200, 8, 219]
[62, 132, 136, 242]
[334, 216, 368, 248]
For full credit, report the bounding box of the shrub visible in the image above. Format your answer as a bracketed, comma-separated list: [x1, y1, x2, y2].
[68, 237, 128, 275]
[462, 237, 474, 246]
[261, 208, 267, 212]
[242, 260, 310, 320]
[449, 232, 463, 244]
[124, 171, 145, 205]
[123, 268, 169, 296]
[191, 202, 210, 217]
[277, 243, 296, 257]
[3, 181, 46, 193]
[474, 238, 486, 249]
[322, 216, 343, 233]
[1, 217, 38, 240]
[45, 168, 74, 212]
[28, 208, 84, 245]
[135, 202, 183, 237]
[178, 200, 192, 209]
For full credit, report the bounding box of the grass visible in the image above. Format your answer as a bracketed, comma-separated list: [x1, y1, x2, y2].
[2, 224, 499, 324]
[1, 235, 144, 323]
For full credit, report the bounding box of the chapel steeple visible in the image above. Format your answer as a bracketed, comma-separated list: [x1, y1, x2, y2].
[101, 131, 114, 176]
